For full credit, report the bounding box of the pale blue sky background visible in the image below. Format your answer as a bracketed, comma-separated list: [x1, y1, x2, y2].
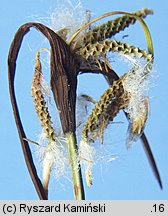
[0, 0, 167, 200]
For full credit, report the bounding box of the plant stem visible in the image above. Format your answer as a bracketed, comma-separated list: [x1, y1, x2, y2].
[65, 132, 85, 200]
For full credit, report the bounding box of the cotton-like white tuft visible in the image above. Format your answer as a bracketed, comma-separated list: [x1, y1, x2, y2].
[49, 0, 87, 40]
[37, 130, 68, 181]
[121, 55, 154, 146]
[78, 138, 118, 186]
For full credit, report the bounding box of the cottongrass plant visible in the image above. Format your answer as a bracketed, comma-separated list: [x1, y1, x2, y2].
[8, 0, 162, 200]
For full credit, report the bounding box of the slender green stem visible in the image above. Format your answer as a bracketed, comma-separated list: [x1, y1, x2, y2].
[65, 132, 85, 200]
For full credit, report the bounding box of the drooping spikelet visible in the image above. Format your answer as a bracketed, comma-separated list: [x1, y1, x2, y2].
[77, 39, 152, 61]
[31, 51, 67, 197]
[31, 53, 55, 141]
[81, 55, 153, 147]
[75, 8, 153, 47]
[81, 75, 129, 143]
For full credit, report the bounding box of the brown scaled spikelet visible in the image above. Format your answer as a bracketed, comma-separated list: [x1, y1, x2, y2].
[77, 39, 152, 62]
[82, 74, 129, 143]
[31, 53, 55, 141]
[78, 8, 153, 46]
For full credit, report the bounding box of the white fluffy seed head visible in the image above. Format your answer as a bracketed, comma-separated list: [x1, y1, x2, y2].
[37, 130, 68, 180]
[79, 139, 95, 167]
[49, 0, 87, 41]
[123, 70, 149, 122]
[121, 55, 154, 145]
[78, 139, 117, 186]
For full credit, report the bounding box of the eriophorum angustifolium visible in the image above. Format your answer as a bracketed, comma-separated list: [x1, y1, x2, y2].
[8, 0, 162, 199]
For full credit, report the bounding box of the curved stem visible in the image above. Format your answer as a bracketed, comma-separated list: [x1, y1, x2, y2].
[65, 132, 85, 200]
[68, 11, 153, 56]
[8, 22, 80, 199]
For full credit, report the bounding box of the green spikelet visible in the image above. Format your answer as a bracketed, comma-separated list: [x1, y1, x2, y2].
[31, 54, 55, 141]
[77, 39, 152, 61]
[82, 75, 129, 142]
[81, 8, 153, 45]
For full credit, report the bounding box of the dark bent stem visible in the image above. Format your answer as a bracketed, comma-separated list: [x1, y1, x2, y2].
[141, 133, 162, 189]
[8, 60, 47, 200]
